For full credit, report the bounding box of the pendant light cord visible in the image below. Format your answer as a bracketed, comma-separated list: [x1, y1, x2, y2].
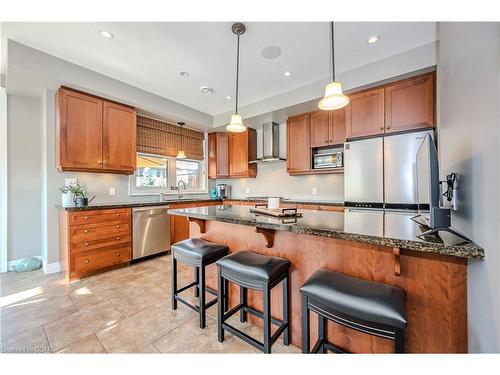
[235, 33, 240, 114]
[330, 21, 335, 82]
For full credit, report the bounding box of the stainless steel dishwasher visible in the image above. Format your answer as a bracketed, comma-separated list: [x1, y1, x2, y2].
[132, 206, 171, 260]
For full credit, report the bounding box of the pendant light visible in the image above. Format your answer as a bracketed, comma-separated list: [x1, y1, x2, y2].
[319, 22, 349, 111]
[176, 122, 187, 159]
[226, 23, 247, 133]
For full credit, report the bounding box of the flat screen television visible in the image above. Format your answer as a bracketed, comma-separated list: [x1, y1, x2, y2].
[415, 133, 440, 227]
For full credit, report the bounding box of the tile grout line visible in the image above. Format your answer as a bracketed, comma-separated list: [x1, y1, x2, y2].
[41, 324, 53, 353]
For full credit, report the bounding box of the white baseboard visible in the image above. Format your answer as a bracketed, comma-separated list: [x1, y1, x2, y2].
[7, 256, 43, 271]
[43, 261, 61, 275]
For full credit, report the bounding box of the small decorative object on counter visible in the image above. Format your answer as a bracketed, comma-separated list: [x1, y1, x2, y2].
[59, 183, 93, 207]
[267, 196, 281, 209]
[210, 187, 218, 200]
[59, 186, 74, 207]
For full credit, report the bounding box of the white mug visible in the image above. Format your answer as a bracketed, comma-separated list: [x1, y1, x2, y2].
[268, 197, 280, 209]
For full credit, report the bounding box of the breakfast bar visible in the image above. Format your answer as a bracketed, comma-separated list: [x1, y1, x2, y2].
[168, 203, 484, 353]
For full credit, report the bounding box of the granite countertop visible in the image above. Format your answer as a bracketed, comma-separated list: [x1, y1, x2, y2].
[57, 198, 221, 211]
[167, 204, 484, 260]
[228, 198, 344, 207]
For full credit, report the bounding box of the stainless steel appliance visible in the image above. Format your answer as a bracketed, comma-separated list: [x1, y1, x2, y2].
[132, 206, 170, 260]
[250, 122, 286, 163]
[313, 151, 343, 169]
[344, 129, 434, 210]
[216, 184, 231, 199]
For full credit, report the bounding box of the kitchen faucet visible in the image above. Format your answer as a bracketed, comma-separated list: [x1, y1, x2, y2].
[177, 180, 186, 200]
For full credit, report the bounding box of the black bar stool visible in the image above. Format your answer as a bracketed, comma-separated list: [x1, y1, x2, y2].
[300, 269, 407, 353]
[171, 238, 229, 328]
[216, 251, 291, 354]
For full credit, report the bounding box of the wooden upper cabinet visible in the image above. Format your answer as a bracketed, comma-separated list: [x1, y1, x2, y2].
[385, 72, 435, 133]
[310, 109, 347, 148]
[287, 114, 311, 174]
[57, 88, 103, 171]
[346, 88, 385, 139]
[208, 132, 230, 179]
[57, 87, 136, 174]
[229, 129, 257, 178]
[310, 111, 330, 148]
[330, 108, 347, 145]
[102, 101, 136, 173]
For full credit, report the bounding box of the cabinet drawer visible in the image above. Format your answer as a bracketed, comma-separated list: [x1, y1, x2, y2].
[70, 223, 130, 240]
[72, 234, 130, 252]
[69, 208, 130, 226]
[73, 245, 130, 273]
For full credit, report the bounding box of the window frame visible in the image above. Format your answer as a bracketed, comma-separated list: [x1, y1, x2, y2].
[129, 136, 208, 196]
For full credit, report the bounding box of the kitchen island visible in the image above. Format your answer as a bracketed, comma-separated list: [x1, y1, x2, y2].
[168, 204, 483, 353]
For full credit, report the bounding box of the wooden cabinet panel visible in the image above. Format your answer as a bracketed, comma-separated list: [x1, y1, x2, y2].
[57, 88, 103, 171]
[69, 208, 130, 226]
[73, 245, 130, 274]
[385, 73, 435, 133]
[287, 114, 311, 174]
[102, 101, 136, 173]
[216, 132, 230, 178]
[310, 111, 330, 148]
[70, 222, 130, 241]
[208, 132, 217, 179]
[346, 88, 385, 139]
[170, 201, 222, 245]
[72, 233, 131, 253]
[229, 129, 257, 178]
[330, 108, 346, 145]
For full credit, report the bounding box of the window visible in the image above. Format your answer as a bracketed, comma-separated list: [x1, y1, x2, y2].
[130, 153, 206, 195]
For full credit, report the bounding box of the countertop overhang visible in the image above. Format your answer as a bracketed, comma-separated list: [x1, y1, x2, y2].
[168, 204, 484, 260]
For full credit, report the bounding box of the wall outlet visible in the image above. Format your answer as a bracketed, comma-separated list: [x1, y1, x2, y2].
[246, 187, 251, 195]
[65, 177, 77, 187]
[312, 187, 317, 196]
[109, 187, 116, 196]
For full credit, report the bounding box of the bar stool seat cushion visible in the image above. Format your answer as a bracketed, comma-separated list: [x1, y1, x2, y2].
[172, 238, 228, 262]
[217, 251, 290, 284]
[300, 269, 407, 329]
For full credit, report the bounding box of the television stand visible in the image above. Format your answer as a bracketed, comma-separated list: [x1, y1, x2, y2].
[417, 227, 471, 245]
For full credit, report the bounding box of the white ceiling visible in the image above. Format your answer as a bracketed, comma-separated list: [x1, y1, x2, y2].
[2, 22, 437, 116]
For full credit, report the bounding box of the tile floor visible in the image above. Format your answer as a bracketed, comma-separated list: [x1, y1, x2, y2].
[0, 254, 299, 354]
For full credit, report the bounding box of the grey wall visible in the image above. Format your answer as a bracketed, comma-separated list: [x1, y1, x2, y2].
[7, 95, 42, 261]
[437, 22, 500, 352]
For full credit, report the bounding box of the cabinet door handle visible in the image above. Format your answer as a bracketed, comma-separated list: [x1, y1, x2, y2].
[386, 126, 391, 130]
[84, 229, 89, 233]
[103, 161, 108, 166]
[97, 161, 102, 166]
[116, 213, 120, 217]
[380, 126, 384, 131]
[84, 259, 89, 264]
[116, 237, 120, 240]
[116, 225, 120, 229]
[84, 216, 88, 220]
[84, 242, 89, 246]
[116, 253, 121, 257]
[329, 139, 333, 143]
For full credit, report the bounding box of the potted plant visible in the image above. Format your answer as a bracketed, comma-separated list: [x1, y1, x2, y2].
[59, 185, 73, 207]
[59, 183, 88, 207]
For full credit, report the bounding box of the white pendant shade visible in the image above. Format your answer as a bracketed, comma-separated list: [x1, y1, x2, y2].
[176, 150, 187, 159]
[318, 81, 350, 110]
[226, 114, 247, 133]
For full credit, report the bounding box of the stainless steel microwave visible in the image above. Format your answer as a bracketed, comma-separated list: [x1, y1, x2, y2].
[313, 151, 343, 169]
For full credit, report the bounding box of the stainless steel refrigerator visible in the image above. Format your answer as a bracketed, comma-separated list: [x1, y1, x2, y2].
[343, 130, 434, 235]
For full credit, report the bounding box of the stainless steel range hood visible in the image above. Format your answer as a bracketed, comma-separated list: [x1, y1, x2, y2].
[250, 122, 286, 163]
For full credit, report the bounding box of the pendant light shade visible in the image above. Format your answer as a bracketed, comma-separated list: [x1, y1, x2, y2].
[176, 122, 187, 159]
[318, 82, 350, 110]
[226, 114, 246, 133]
[227, 23, 247, 133]
[319, 22, 349, 111]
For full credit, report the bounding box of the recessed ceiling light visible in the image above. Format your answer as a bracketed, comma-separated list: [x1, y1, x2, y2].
[261, 45, 282, 59]
[226, 95, 232, 100]
[284, 71, 292, 77]
[179, 72, 189, 77]
[200, 87, 214, 95]
[99, 30, 114, 39]
[367, 35, 380, 44]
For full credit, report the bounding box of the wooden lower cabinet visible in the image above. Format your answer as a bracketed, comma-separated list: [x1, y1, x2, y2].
[59, 208, 132, 281]
[170, 201, 222, 245]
